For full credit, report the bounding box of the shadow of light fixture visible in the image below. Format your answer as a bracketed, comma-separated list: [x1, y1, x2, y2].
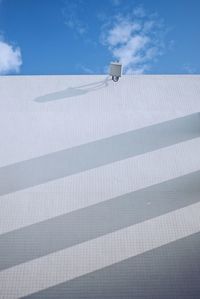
[34, 77, 110, 103]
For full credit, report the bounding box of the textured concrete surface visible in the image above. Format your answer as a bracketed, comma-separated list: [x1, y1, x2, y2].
[0, 75, 200, 298]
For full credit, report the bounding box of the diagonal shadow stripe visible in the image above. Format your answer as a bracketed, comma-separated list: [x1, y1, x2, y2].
[1, 136, 200, 236]
[0, 113, 200, 196]
[23, 232, 200, 299]
[1, 201, 200, 298]
[0, 170, 200, 271]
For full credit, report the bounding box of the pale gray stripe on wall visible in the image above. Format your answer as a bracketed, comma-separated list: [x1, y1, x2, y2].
[0, 113, 200, 196]
[23, 232, 200, 299]
[0, 170, 200, 271]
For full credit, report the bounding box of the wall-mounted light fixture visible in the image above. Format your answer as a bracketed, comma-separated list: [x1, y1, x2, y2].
[109, 62, 122, 82]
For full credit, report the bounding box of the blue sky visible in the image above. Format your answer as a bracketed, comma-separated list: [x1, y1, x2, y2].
[0, 0, 199, 75]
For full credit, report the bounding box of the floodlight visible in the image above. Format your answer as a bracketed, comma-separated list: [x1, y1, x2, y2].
[109, 62, 122, 82]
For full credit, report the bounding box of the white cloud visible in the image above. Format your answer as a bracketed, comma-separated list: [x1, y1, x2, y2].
[0, 39, 22, 74]
[62, 1, 167, 75]
[107, 21, 141, 46]
[101, 8, 165, 74]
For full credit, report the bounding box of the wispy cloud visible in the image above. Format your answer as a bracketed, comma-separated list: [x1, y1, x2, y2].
[182, 64, 196, 74]
[0, 36, 22, 74]
[76, 64, 95, 74]
[133, 6, 146, 18]
[110, 0, 121, 6]
[62, 1, 168, 75]
[62, 0, 87, 35]
[101, 7, 166, 74]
